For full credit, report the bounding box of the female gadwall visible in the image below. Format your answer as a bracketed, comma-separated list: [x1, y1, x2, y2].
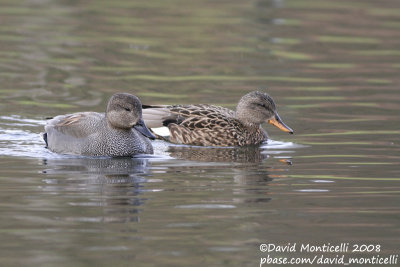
[43, 93, 155, 156]
[142, 91, 293, 147]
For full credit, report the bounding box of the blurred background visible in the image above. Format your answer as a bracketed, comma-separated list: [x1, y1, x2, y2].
[0, 0, 399, 266]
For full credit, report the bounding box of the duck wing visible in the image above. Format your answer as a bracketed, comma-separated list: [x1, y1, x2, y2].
[142, 104, 235, 128]
[45, 112, 104, 138]
[169, 107, 243, 146]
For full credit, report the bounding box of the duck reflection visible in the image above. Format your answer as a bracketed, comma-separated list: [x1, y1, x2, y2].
[39, 147, 291, 224]
[166, 145, 267, 163]
[158, 145, 285, 204]
[41, 157, 152, 223]
[43, 156, 149, 175]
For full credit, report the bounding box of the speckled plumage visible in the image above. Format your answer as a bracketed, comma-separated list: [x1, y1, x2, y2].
[143, 91, 293, 147]
[44, 93, 154, 156]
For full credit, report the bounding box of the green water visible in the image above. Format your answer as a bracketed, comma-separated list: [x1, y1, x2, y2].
[0, 0, 399, 266]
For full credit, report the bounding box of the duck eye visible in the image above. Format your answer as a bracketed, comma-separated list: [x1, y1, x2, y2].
[124, 107, 131, 112]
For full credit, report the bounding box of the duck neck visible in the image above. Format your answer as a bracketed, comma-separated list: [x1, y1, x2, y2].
[106, 117, 130, 131]
[236, 104, 260, 129]
[235, 112, 259, 129]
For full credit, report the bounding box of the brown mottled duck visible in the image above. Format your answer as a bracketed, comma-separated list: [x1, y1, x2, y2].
[142, 91, 293, 147]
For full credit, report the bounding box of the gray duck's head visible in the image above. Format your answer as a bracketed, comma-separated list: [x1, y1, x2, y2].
[236, 91, 293, 134]
[106, 93, 155, 139]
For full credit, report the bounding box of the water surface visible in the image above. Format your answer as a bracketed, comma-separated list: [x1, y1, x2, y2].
[0, 0, 399, 266]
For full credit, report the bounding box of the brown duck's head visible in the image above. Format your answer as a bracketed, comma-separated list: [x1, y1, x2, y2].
[236, 91, 293, 134]
[106, 93, 155, 139]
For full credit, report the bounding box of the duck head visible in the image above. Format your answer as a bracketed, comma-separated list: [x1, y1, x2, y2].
[106, 93, 156, 139]
[236, 91, 293, 134]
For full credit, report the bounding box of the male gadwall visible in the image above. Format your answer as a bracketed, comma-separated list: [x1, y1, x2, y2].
[43, 93, 155, 156]
[142, 91, 293, 147]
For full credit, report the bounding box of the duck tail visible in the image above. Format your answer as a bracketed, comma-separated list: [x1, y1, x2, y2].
[142, 105, 173, 128]
[42, 132, 48, 148]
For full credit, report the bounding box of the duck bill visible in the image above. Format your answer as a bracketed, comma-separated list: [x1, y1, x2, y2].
[134, 119, 156, 140]
[268, 113, 294, 134]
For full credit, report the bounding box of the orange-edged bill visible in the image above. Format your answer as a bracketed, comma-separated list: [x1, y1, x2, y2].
[268, 113, 294, 134]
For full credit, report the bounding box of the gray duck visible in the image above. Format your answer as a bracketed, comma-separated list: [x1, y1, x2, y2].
[43, 93, 155, 156]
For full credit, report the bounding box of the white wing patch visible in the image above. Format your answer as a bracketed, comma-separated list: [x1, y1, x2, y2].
[151, 127, 171, 137]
